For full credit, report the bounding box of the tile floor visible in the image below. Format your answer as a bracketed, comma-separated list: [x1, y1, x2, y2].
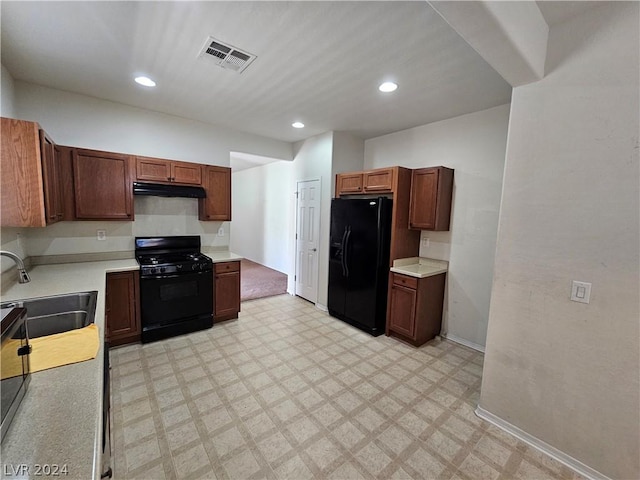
[111, 294, 580, 480]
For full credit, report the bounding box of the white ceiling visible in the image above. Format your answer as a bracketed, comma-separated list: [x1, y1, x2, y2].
[1, 1, 513, 144]
[1, 1, 606, 148]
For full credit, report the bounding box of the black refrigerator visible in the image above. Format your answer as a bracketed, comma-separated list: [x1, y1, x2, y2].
[328, 197, 392, 336]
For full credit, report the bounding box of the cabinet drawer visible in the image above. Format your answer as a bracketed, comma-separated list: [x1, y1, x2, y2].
[215, 261, 240, 274]
[392, 273, 418, 289]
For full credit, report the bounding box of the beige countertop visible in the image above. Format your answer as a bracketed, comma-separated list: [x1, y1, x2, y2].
[0, 250, 242, 478]
[203, 250, 244, 263]
[390, 257, 449, 278]
[1, 259, 139, 480]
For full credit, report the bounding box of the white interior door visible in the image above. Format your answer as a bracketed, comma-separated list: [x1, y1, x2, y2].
[295, 179, 320, 303]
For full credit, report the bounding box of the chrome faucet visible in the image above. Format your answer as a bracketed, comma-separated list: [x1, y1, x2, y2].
[0, 250, 31, 283]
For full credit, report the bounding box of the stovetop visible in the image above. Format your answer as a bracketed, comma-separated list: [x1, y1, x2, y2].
[137, 252, 210, 266]
[135, 236, 212, 276]
[136, 253, 212, 276]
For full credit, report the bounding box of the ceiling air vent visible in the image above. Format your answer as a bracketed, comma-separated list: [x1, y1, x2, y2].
[199, 37, 256, 74]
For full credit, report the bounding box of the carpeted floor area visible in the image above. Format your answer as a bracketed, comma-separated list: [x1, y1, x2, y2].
[241, 259, 288, 301]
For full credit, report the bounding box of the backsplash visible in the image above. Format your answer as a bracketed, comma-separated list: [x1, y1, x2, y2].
[1, 197, 229, 261]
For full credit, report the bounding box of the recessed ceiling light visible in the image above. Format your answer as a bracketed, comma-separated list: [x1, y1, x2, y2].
[135, 76, 156, 87]
[379, 82, 398, 93]
[292, 122, 305, 129]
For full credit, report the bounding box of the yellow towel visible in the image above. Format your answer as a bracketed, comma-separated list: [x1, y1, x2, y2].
[1, 324, 100, 378]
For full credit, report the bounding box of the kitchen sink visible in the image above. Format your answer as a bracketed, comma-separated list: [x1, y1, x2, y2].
[0, 291, 97, 339]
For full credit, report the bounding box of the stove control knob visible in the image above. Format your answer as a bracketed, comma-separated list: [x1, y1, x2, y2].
[192, 264, 198, 271]
[176, 264, 182, 270]
[160, 267, 166, 273]
[149, 268, 156, 274]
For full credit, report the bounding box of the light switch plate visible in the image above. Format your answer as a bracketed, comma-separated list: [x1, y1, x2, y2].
[570, 280, 591, 304]
[96, 230, 106, 241]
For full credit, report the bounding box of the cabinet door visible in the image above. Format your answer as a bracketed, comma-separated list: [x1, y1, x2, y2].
[136, 156, 171, 183]
[409, 169, 439, 229]
[106, 271, 141, 345]
[388, 283, 417, 339]
[73, 149, 134, 220]
[363, 168, 394, 192]
[171, 163, 202, 185]
[1, 118, 47, 227]
[409, 167, 454, 231]
[336, 173, 363, 195]
[199, 166, 231, 221]
[215, 262, 240, 319]
[39, 130, 64, 224]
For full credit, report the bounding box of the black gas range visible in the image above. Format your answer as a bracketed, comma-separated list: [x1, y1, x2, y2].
[135, 236, 213, 343]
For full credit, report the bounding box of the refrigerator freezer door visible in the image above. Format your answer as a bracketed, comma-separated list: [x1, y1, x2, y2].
[327, 197, 392, 336]
[343, 200, 384, 330]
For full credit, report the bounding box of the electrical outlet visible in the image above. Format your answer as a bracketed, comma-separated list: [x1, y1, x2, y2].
[570, 280, 591, 304]
[217, 227, 224, 237]
[422, 237, 430, 248]
[96, 230, 106, 241]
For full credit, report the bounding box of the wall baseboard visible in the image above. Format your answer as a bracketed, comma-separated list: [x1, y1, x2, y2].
[441, 333, 485, 353]
[475, 406, 611, 480]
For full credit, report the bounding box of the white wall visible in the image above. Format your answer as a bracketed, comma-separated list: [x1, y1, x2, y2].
[24, 197, 229, 257]
[365, 104, 509, 349]
[331, 131, 365, 194]
[1, 64, 16, 117]
[14, 82, 292, 165]
[480, 4, 639, 479]
[230, 161, 294, 275]
[291, 132, 334, 307]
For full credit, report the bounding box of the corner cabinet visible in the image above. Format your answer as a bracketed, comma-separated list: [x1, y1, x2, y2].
[105, 271, 141, 346]
[72, 148, 134, 220]
[387, 272, 446, 347]
[214, 261, 241, 322]
[409, 167, 454, 231]
[136, 156, 202, 186]
[199, 166, 231, 221]
[0, 118, 67, 227]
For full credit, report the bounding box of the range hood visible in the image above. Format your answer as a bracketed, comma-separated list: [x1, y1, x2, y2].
[133, 182, 206, 199]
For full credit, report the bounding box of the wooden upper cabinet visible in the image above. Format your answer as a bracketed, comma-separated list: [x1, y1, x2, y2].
[409, 166, 454, 231]
[39, 131, 64, 225]
[335, 167, 395, 197]
[363, 168, 394, 193]
[199, 166, 231, 221]
[0, 117, 68, 227]
[335, 172, 363, 195]
[135, 156, 202, 185]
[73, 148, 134, 220]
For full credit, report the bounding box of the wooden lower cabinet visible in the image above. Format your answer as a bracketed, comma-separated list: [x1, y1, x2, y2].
[105, 271, 141, 346]
[214, 261, 241, 322]
[387, 272, 446, 347]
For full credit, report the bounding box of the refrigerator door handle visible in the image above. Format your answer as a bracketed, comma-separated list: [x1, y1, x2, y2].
[340, 228, 348, 276]
[344, 226, 352, 277]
